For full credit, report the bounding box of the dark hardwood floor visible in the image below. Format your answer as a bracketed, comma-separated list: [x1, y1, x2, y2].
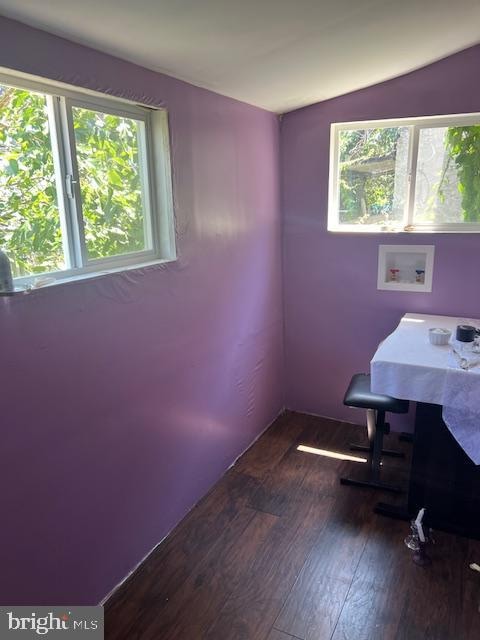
[105, 411, 480, 640]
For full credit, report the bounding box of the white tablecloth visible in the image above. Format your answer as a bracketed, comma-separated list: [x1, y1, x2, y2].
[371, 313, 480, 463]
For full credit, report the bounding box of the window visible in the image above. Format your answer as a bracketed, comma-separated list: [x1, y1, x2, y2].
[0, 73, 175, 283]
[328, 114, 480, 233]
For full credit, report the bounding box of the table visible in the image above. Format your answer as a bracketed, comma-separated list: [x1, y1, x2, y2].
[370, 313, 480, 539]
[371, 312, 480, 405]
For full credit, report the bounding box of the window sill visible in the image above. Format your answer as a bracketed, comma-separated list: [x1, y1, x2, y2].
[327, 225, 480, 234]
[9, 258, 175, 295]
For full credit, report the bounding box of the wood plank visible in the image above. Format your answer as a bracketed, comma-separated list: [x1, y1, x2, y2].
[136, 509, 280, 640]
[295, 413, 412, 491]
[233, 411, 307, 481]
[105, 470, 260, 638]
[248, 445, 323, 517]
[274, 487, 377, 640]
[330, 516, 418, 640]
[205, 493, 334, 640]
[331, 516, 480, 640]
[267, 629, 304, 640]
[249, 415, 363, 517]
[393, 533, 480, 640]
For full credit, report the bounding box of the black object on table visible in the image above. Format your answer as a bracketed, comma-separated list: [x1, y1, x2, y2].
[375, 402, 480, 540]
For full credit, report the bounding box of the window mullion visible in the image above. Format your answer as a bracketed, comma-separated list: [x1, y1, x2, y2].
[328, 124, 340, 231]
[137, 115, 155, 252]
[150, 109, 176, 259]
[404, 124, 420, 231]
[46, 96, 75, 269]
[57, 97, 88, 268]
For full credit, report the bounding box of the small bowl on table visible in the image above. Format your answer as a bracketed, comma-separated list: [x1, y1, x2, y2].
[429, 328, 451, 346]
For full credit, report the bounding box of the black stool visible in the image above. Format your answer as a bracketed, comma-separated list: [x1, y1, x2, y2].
[340, 373, 409, 493]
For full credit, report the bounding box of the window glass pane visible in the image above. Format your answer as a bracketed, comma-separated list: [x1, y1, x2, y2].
[0, 84, 64, 276]
[414, 125, 480, 224]
[72, 107, 148, 260]
[338, 127, 409, 226]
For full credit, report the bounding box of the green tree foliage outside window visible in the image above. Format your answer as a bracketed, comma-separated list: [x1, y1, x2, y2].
[0, 85, 63, 276]
[339, 128, 402, 225]
[0, 84, 147, 278]
[445, 126, 480, 222]
[72, 106, 146, 261]
[339, 124, 480, 225]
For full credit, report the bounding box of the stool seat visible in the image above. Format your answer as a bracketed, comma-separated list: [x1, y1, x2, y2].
[344, 373, 409, 414]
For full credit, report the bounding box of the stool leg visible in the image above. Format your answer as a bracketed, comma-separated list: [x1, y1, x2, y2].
[350, 443, 405, 458]
[367, 408, 376, 447]
[340, 409, 403, 493]
[350, 408, 405, 458]
[370, 410, 384, 483]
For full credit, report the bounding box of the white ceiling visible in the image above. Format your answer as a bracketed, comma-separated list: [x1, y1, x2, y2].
[0, 0, 479, 113]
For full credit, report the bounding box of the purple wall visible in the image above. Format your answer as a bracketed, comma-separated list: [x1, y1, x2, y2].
[281, 45, 480, 425]
[0, 18, 283, 605]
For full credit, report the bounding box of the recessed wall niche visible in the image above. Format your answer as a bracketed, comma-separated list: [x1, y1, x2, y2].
[377, 244, 435, 292]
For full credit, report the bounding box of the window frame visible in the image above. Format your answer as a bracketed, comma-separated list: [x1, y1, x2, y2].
[328, 113, 480, 234]
[0, 70, 176, 285]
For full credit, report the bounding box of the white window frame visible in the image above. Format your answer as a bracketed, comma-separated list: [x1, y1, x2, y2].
[0, 70, 176, 285]
[328, 113, 480, 234]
